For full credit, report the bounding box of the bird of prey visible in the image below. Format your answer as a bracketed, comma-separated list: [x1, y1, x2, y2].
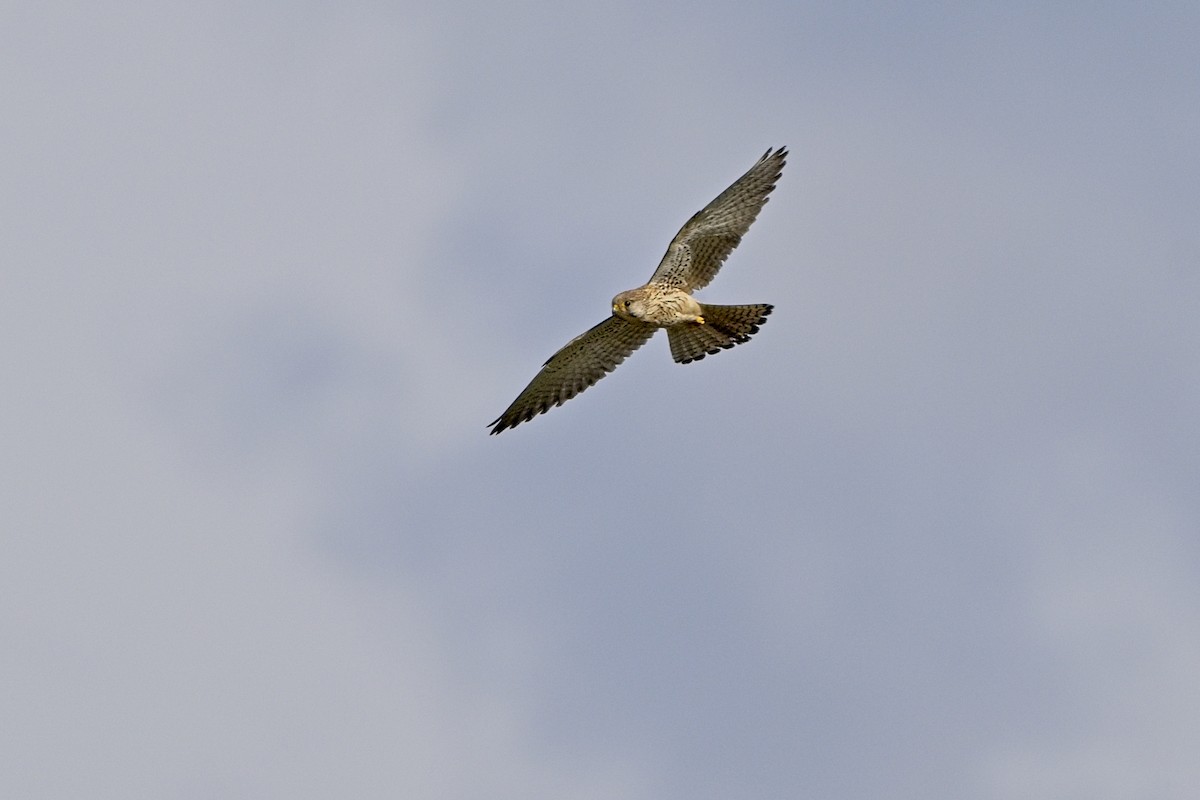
[488, 147, 786, 435]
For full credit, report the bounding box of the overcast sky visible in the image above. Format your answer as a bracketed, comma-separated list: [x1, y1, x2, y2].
[3, 2, 1198, 798]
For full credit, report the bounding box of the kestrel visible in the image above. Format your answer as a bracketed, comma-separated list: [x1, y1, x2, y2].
[488, 147, 786, 435]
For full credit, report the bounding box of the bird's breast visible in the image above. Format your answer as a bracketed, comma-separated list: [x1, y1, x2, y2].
[642, 288, 702, 325]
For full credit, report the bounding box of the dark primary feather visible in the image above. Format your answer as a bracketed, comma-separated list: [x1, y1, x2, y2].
[649, 147, 787, 292]
[488, 316, 657, 434]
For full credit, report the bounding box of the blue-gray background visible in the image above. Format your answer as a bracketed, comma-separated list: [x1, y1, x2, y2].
[4, 3, 1198, 798]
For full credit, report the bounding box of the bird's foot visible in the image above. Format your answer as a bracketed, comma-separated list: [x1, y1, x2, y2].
[695, 316, 706, 325]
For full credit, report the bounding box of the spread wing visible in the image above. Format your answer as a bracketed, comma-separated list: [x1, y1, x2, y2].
[648, 147, 786, 292]
[488, 316, 657, 434]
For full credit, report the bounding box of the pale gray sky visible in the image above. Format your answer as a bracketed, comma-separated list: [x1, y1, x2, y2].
[3, 2, 1198, 798]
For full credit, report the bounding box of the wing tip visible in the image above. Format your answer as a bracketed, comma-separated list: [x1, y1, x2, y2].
[488, 397, 560, 435]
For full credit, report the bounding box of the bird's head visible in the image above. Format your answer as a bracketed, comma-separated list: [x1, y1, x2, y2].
[611, 290, 644, 321]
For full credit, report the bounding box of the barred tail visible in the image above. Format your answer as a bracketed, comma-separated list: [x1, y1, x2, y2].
[666, 303, 773, 364]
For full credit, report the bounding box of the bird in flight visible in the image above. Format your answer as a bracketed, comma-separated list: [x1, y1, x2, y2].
[488, 147, 786, 435]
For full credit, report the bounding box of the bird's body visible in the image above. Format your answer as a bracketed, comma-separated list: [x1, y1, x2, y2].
[489, 147, 786, 434]
[612, 285, 704, 326]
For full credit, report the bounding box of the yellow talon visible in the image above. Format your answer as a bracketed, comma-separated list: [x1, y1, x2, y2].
[696, 316, 705, 325]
